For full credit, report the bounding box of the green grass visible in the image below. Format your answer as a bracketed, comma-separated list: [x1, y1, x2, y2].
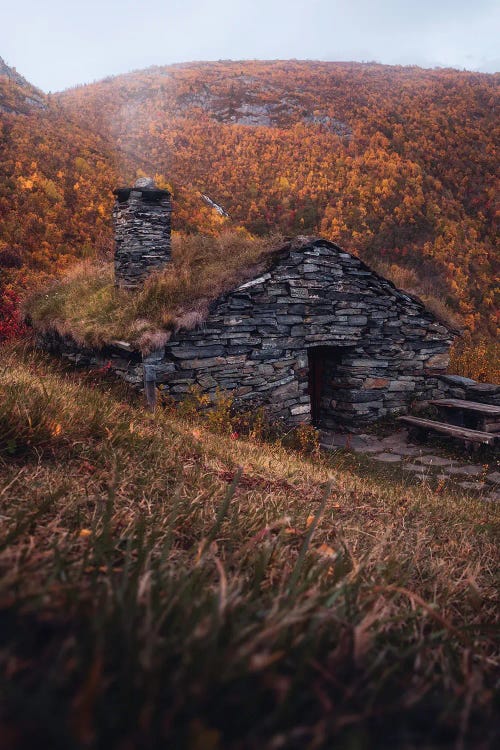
[0, 343, 499, 749]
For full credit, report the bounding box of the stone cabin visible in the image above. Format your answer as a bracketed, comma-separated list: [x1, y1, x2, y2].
[114, 178, 457, 429]
[42, 178, 457, 430]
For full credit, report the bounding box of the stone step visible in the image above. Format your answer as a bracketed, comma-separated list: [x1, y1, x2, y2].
[429, 398, 500, 415]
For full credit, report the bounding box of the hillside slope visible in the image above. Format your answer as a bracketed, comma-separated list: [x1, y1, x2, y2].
[0, 59, 117, 278]
[0, 56, 46, 113]
[58, 61, 499, 335]
[0, 345, 498, 747]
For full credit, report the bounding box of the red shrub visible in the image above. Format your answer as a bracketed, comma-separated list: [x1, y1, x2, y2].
[0, 288, 27, 343]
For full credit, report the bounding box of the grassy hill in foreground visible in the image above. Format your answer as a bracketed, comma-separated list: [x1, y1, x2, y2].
[0, 344, 498, 748]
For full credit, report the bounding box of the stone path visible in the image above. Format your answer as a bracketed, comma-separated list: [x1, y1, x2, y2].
[320, 428, 499, 502]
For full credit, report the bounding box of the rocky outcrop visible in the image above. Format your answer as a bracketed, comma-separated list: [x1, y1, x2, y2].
[0, 56, 32, 89]
[0, 56, 46, 112]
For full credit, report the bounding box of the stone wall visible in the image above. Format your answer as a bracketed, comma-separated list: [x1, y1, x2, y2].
[435, 375, 500, 406]
[113, 177, 172, 289]
[36, 331, 143, 386]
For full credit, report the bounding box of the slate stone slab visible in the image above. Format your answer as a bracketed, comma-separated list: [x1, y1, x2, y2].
[446, 465, 485, 477]
[458, 481, 486, 492]
[416, 455, 454, 467]
[372, 453, 402, 463]
[439, 374, 476, 387]
[392, 445, 428, 457]
[402, 463, 429, 473]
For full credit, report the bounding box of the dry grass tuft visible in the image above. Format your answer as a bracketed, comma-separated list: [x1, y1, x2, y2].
[371, 260, 464, 332]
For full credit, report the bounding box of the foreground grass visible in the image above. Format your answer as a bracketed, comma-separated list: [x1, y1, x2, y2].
[0, 344, 499, 749]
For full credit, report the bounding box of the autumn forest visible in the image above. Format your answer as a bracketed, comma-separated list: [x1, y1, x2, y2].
[0, 59, 498, 376]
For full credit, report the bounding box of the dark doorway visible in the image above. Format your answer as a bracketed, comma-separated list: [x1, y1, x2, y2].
[307, 346, 347, 428]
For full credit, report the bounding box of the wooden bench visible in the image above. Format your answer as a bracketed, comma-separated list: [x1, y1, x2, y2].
[428, 398, 500, 433]
[398, 415, 498, 448]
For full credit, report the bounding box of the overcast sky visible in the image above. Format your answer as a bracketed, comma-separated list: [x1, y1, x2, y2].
[2, 0, 499, 91]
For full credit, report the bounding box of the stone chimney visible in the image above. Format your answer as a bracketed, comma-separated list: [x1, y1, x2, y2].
[113, 177, 172, 289]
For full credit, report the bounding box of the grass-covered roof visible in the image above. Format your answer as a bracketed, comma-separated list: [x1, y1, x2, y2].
[26, 231, 287, 353]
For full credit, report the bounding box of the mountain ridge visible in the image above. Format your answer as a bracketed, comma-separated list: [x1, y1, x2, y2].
[0, 56, 46, 112]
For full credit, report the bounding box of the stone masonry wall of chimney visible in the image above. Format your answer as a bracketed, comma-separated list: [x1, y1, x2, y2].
[113, 177, 172, 289]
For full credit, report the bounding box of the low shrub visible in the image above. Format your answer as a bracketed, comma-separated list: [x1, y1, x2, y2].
[0, 287, 27, 343]
[174, 386, 320, 455]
